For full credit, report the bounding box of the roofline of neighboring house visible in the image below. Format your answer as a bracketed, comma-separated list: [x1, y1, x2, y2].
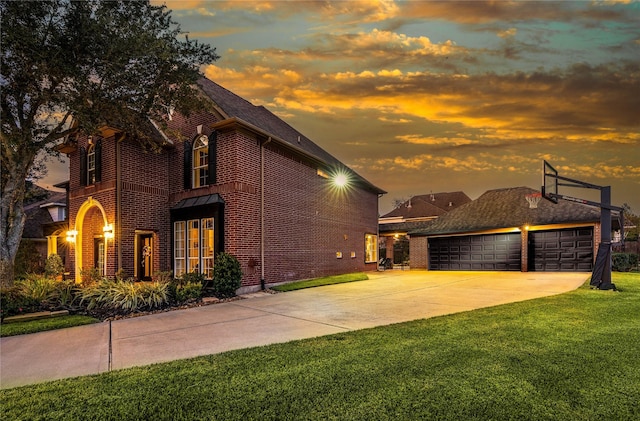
[212, 116, 386, 195]
[39, 202, 66, 209]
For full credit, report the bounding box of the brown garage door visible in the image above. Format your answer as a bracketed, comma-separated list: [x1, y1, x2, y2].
[429, 233, 521, 271]
[529, 227, 593, 272]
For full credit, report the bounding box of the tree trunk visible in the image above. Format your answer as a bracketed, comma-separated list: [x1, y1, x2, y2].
[0, 153, 31, 288]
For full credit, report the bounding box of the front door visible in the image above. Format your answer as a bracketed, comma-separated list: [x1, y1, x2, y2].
[138, 234, 153, 281]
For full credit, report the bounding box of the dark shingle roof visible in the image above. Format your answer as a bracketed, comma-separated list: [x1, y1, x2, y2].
[382, 191, 472, 219]
[411, 186, 601, 236]
[379, 220, 436, 235]
[198, 78, 341, 167]
[197, 78, 384, 194]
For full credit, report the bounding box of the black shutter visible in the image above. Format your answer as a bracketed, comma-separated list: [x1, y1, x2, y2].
[183, 140, 192, 190]
[79, 146, 87, 186]
[94, 139, 102, 183]
[207, 131, 217, 185]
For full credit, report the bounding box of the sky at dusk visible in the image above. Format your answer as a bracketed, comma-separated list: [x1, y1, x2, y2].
[40, 1, 640, 215]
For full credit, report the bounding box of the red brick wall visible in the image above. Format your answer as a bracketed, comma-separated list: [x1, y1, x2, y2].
[67, 113, 381, 288]
[410, 236, 428, 269]
[261, 141, 379, 286]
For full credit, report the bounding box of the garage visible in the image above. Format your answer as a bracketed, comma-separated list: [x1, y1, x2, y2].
[529, 227, 593, 272]
[429, 233, 521, 271]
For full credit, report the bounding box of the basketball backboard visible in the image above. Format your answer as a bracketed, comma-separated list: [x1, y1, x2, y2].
[542, 160, 558, 203]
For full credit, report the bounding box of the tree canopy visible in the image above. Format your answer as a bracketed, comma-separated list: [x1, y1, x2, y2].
[0, 0, 219, 285]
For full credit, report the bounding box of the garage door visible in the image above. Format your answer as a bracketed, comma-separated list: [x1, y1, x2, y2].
[429, 233, 521, 271]
[529, 227, 593, 272]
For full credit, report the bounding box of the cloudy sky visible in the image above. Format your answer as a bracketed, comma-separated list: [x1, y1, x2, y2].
[42, 0, 640, 214]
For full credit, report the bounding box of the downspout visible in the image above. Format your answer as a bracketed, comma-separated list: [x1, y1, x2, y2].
[260, 137, 272, 290]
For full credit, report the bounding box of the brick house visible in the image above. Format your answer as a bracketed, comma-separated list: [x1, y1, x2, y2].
[58, 78, 385, 292]
[409, 187, 608, 272]
[378, 192, 471, 267]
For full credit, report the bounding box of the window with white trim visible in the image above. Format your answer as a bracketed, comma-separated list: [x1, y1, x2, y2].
[365, 234, 378, 263]
[174, 221, 186, 277]
[174, 217, 215, 278]
[192, 135, 208, 188]
[87, 144, 96, 185]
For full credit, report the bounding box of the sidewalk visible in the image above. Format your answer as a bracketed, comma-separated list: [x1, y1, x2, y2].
[0, 271, 587, 389]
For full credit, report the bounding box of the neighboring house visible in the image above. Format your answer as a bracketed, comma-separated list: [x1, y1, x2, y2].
[57, 78, 385, 291]
[409, 186, 608, 272]
[378, 192, 471, 266]
[18, 189, 68, 274]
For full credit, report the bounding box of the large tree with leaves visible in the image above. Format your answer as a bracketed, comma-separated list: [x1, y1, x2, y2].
[0, 0, 219, 286]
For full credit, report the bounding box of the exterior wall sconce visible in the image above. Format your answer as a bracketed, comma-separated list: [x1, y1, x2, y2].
[66, 230, 78, 242]
[103, 224, 114, 239]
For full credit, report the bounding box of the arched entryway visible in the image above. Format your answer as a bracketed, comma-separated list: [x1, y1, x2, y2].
[71, 197, 113, 280]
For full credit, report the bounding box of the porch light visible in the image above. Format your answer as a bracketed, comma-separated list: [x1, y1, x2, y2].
[103, 224, 114, 239]
[66, 230, 78, 242]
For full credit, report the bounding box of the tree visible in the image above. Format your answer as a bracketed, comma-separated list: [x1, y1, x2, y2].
[0, 0, 219, 286]
[622, 204, 639, 241]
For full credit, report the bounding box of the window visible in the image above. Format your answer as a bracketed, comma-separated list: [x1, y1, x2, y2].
[188, 220, 200, 272]
[192, 135, 208, 188]
[201, 218, 215, 279]
[365, 234, 378, 263]
[174, 222, 185, 278]
[87, 144, 96, 185]
[80, 139, 101, 186]
[174, 218, 215, 279]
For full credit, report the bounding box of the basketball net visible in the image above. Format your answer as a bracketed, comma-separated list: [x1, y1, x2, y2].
[525, 193, 542, 209]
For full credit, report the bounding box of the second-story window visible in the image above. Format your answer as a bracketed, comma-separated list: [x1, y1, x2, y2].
[79, 138, 101, 187]
[192, 135, 209, 188]
[87, 144, 96, 185]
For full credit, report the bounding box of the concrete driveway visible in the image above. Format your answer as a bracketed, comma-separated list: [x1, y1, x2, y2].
[0, 271, 587, 389]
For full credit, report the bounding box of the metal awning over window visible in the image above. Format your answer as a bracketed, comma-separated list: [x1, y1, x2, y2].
[171, 194, 225, 210]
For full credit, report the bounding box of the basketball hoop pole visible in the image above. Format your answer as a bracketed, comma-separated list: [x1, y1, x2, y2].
[600, 186, 612, 287]
[542, 161, 623, 290]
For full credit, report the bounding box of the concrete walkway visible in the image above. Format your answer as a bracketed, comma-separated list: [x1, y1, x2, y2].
[0, 271, 587, 389]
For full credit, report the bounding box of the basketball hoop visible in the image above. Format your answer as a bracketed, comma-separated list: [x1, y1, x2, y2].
[525, 192, 542, 209]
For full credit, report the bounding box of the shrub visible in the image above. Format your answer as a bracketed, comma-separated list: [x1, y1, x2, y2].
[137, 282, 170, 309]
[44, 254, 65, 279]
[173, 281, 203, 304]
[179, 271, 205, 286]
[79, 278, 117, 310]
[53, 280, 80, 310]
[0, 287, 39, 320]
[80, 267, 102, 287]
[613, 253, 639, 272]
[79, 279, 169, 314]
[16, 275, 59, 306]
[153, 271, 173, 283]
[211, 252, 242, 298]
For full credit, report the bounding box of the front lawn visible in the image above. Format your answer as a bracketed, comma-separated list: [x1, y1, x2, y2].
[271, 272, 369, 292]
[1, 273, 638, 420]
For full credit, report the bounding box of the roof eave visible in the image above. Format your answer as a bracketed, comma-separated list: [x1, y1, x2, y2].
[212, 117, 386, 195]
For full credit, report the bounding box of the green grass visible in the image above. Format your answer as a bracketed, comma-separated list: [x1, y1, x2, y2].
[0, 315, 99, 337]
[271, 272, 369, 292]
[1, 273, 639, 420]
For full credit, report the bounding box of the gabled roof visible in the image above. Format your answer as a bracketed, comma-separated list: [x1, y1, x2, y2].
[411, 186, 601, 236]
[382, 191, 472, 219]
[22, 192, 67, 238]
[197, 78, 385, 194]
